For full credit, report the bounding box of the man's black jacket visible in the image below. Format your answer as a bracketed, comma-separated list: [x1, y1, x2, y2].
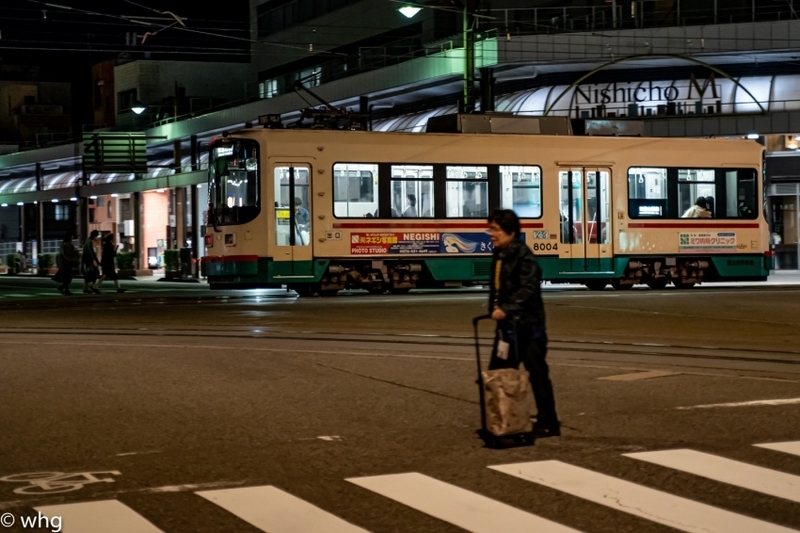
[488, 238, 546, 332]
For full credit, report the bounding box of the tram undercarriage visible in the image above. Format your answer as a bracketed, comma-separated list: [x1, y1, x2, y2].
[584, 257, 713, 291]
[291, 260, 427, 296]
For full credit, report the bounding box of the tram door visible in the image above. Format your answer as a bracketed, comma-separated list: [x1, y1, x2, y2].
[558, 167, 613, 273]
[272, 163, 313, 277]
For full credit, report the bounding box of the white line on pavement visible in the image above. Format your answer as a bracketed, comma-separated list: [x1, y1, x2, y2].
[348, 472, 583, 533]
[755, 441, 800, 457]
[676, 397, 800, 409]
[624, 449, 800, 503]
[489, 460, 799, 533]
[36, 500, 164, 533]
[197, 485, 369, 533]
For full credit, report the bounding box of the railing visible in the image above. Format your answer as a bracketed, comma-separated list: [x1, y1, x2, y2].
[489, 2, 797, 35]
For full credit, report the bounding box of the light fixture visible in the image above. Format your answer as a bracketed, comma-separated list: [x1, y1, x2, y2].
[111, 193, 119, 197]
[52, 199, 59, 203]
[1, 203, 7, 207]
[17, 202, 24, 206]
[131, 100, 146, 114]
[398, 5, 422, 18]
[746, 133, 759, 140]
[70, 197, 78, 201]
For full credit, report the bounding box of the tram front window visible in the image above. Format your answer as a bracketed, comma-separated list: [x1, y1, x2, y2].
[208, 138, 260, 226]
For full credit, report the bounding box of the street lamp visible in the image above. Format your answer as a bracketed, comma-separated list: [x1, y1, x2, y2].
[131, 100, 146, 115]
[399, 5, 422, 18]
[396, 1, 478, 113]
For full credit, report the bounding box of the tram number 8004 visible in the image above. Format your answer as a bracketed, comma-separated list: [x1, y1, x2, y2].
[531, 242, 558, 252]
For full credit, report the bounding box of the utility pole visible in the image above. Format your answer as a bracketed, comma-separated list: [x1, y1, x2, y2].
[462, 0, 478, 113]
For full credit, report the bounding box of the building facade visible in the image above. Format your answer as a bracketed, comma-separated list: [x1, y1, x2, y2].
[1, 0, 799, 272]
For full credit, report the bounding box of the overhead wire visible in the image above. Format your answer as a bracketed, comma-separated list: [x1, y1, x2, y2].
[14, 0, 345, 55]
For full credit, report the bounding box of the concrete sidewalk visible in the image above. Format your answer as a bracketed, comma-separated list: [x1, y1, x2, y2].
[764, 270, 800, 284]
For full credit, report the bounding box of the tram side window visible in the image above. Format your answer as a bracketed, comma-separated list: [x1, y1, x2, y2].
[628, 167, 758, 219]
[333, 163, 378, 218]
[678, 169, 716, 216]
[274, 167, 309, 210]
[726, 169, 757, 219]
[391, 164, 433, 218]
[446, 165, 489, 218]
[500, 165, 542, 218]
[627, 167, 668, 218]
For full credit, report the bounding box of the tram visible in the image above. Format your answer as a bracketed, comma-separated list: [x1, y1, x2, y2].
[201, 128, 772, 294]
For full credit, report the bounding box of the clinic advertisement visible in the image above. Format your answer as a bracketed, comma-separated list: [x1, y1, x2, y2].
[350, 232, 513, 254]
[678, 232, 736, 252]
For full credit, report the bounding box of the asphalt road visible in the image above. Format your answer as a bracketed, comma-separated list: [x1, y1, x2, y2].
[0, 277, 799, 533]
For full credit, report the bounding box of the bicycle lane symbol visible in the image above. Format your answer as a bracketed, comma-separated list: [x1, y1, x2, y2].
[0, 471, 121, 495]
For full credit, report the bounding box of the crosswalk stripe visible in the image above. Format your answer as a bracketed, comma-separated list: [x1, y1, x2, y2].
[347, 472, 583, 533]
[35, 500, 164, 533]
[624, 449, 800, 503]
[489, 460, 799, 533]
[755, 441, 800, 457]
[197, 485, 369, 533]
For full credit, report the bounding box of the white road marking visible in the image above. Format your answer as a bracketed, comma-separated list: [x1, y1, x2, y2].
[197, 485, 369, 533]
[624, 449, 800, 503]
[676, 397, 800, 409]
[347, 472, 582, 533]
[755, 441, 800, 457]
[36, 500, 164, 533]
[489, 460, 799, 533]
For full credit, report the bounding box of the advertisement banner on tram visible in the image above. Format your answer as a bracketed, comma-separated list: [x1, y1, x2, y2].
[350, 232, 498, 254]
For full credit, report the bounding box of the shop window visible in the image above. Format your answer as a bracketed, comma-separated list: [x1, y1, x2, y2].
[118, 89, 137, 114]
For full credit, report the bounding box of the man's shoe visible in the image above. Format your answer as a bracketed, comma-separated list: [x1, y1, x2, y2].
[533, 424, 561, 438]
[91, 288, 102, 294]
[57, 286, 65, 295]
[117, 288, 127, 294]
[83, 289, 91, 294]
[64, 290, 73, 296]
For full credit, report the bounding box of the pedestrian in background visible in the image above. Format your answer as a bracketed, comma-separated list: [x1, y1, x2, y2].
[95, 233, 126, 294]
[487, 209, 560, 437]
[80, 230, 102, 294]
[55, 231, 78, 295]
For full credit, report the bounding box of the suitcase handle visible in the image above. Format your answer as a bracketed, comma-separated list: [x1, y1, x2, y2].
[472, 313, 492, 328]
[473, 314, 492, 431]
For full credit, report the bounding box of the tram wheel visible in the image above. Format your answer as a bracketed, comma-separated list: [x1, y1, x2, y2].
[584, 280, 608, 291]
[611, 279, 633, 290]
[673, 280, 696, 290]
[319, 289, 340, 297]
[292, 284, 317, 297]
[646, 278, 669, 290]
[389, 287, 411, 295]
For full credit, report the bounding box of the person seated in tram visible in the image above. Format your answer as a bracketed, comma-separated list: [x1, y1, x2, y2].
[682, 197, 712, 218]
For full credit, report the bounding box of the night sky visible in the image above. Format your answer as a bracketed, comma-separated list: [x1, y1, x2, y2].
[0, 0, 250, 126]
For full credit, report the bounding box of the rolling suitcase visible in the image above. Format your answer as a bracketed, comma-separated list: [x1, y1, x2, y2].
[473, 314, 535, 448]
